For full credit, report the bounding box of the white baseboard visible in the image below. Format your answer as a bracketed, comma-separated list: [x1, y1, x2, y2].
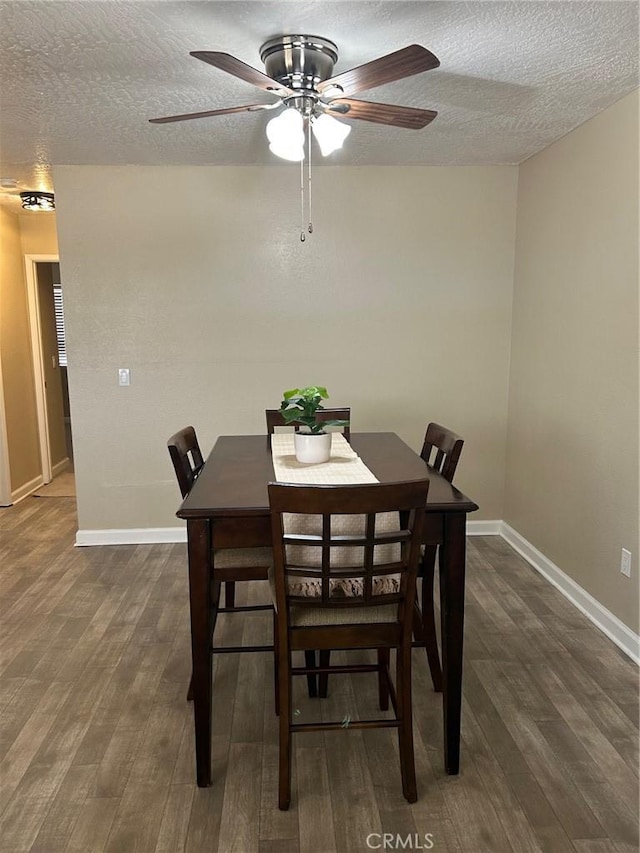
[7, 462, 71, 506]
[76, 518, 497, 546]
[467, 519, 502, 535]
[501, 522, 639, 665]
[52, 457, 71, 477]
[11, 475, 44, 505]
[75, 527, 186, 546]
[76, 521, 502, 546]
[72, 518, 639, 665]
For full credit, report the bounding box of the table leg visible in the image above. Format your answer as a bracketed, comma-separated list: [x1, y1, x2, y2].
[439, 512, 466, 774]
[187, 517, 213, 787]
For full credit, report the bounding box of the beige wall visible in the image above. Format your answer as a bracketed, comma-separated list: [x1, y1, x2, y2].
[18, 212, 59, 256]
[505, 91, 639, 632]
[53, 164, 518, 531]
[0, 208, 42, 492]
[43, 93, 640, 636]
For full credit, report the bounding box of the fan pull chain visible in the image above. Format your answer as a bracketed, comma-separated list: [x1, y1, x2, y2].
[299, 119, 313, 242]
[300, 155, 305, 242]
[307, 121, 313, 236]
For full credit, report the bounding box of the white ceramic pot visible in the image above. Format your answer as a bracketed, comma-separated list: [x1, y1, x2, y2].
[293, 431, 332, 464]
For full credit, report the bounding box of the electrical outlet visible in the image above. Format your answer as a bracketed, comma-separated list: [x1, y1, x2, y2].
[620, 548, 631, 578]
[118, 368, 130, 386]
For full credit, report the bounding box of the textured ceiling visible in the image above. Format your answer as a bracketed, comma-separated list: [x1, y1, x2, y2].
[0, 1, 638, 207]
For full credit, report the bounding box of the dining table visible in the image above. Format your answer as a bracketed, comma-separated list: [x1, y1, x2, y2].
[176, 431, 478, 787]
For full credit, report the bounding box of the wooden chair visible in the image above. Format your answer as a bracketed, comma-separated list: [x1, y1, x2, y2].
[266, 407, 351, 696]
[168, 426, 236, 608]
[167, 426, 273, 699]
[266, 407, 351, 441]
[414, 422, 464, 693]
[269, 479, 429, 809]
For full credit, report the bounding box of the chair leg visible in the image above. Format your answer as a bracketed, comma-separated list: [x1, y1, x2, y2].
[421, 545, 443, 692]
[273, 612, 280, 716]
[224, 581, 236, 609]
[318, 650, 330, 698]
[377, 648, 390, 711]
[305, 650, 318, 698]
[278, 644, 292, 810]
[396, 643, 417, 803]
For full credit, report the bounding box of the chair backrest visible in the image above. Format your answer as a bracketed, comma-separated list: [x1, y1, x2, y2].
[265, 407, 351, 441]
[268, 480, 429, 613]
[420, 422, 464, 483]
[167, 426, 205, 498]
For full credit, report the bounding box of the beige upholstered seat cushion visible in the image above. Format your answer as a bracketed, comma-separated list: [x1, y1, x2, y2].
[289, 601, 398, 627]
[214, 547, 272, 568]
[268, 565, 400, 626]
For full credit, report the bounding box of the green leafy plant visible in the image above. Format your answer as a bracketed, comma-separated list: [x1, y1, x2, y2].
[279, 385, 349, 434]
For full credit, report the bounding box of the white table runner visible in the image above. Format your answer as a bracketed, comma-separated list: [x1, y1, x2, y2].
[270, 433, 377, 484]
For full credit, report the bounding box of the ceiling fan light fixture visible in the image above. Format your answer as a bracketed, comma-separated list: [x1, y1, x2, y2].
[266, 107, 305, 160]
[20, 191, 55, 211]
[311, 113, 351, 156]
[268, 141, 305, 162]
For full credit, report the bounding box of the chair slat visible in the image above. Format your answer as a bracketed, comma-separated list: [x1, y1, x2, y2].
[420, 421, 463, 482]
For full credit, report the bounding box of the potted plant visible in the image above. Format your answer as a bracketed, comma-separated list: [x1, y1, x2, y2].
[279, 386, 349, 463]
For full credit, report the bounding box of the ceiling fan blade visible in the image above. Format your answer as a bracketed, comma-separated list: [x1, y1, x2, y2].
[190, 51, 294, 96]
[318, 44, 439, 98]
[327, 99, 437, 129]
[149, 103, 274, 124]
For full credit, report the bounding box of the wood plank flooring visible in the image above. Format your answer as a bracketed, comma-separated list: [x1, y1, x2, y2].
[1, 497, 638, 852]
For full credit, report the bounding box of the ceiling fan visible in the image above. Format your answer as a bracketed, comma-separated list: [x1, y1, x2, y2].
[150, 35, 439, 136]
[150, 35, 439, 237]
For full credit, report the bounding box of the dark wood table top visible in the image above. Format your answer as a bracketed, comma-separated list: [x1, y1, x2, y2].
[177, 432, 478, 519]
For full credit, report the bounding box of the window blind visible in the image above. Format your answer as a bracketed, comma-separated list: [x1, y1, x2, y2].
[53, 285, 67, 367]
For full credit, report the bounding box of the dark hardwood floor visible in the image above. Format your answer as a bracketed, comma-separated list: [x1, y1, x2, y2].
[0, 497, 637, 852]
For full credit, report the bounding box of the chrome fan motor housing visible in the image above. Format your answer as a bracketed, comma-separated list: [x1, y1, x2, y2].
[260, 35, 338, 93]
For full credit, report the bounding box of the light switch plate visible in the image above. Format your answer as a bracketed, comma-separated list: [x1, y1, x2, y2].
[118, 368, 130, 386]
[621, 548, 631, 578]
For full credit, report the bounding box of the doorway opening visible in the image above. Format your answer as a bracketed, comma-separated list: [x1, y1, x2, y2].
[52, 271, 73, 469]
[25, 255, 75, 497]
